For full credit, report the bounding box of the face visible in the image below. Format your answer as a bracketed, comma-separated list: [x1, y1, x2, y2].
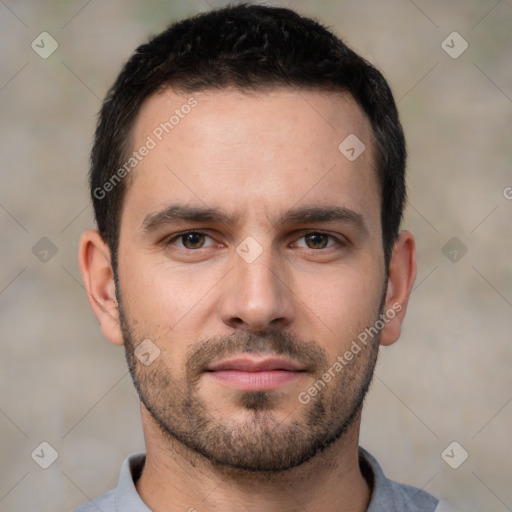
[116, 87, 386, 472]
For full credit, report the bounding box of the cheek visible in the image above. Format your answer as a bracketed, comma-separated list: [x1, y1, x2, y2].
[295, 263, 384, 354]
[118, 251, 224, 340]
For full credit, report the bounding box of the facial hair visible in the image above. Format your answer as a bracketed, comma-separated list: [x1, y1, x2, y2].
[119, 300, 381, 473]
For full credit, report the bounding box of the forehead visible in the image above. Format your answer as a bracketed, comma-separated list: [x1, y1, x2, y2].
[123, 87, 379, 231]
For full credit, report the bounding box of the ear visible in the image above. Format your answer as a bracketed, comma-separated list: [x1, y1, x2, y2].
[78, 229, 124, 346]
[379, 230, 416, 347]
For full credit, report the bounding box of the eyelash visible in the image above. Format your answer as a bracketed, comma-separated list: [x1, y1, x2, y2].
[162, 230, 345, 251]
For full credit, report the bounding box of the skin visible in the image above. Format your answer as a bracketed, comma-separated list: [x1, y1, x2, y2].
[79, 88, 416, 512]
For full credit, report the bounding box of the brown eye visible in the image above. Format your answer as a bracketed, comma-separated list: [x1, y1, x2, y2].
[163, 230, 219, 254]
[180, 232, 206, 249]
[304, 233, 330, 249]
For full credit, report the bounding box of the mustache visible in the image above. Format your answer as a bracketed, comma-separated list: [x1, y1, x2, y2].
[185, 328, 329, 382]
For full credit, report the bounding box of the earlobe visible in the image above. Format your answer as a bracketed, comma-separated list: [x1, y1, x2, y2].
[78, 230, 125, 346]
[380, 230, 416, 347]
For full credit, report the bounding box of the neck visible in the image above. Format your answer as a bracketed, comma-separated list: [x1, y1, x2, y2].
[136, 406, 371, 512]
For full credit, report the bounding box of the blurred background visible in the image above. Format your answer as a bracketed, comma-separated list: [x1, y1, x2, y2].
[0, 1, 510, 511]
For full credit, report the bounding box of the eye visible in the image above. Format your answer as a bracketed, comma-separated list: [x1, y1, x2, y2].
[166, 231, 215, 250]
[294, 232, 340, 250]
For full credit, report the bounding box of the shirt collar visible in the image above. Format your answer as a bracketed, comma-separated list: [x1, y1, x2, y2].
[360, 447, 439, 511]
[114, 448, 439, 511]
[114, 452, 151, 511]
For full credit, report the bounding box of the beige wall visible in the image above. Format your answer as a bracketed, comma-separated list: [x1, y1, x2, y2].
[0, 1, 510, 510]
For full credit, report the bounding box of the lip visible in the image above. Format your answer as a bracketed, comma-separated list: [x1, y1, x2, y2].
[205, 356, 306, 391]
[206, 356, 304, 372]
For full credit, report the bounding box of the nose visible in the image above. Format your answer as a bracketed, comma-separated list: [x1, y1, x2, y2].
[219, 245, 295, 334]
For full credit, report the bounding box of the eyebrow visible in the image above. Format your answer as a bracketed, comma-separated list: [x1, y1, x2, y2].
[140, 205, 232, 234]
[139, 204, 367, 235]
[278, 205, 366, 231]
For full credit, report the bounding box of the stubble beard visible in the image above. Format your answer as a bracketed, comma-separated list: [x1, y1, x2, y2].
[118, 298, 381, 473]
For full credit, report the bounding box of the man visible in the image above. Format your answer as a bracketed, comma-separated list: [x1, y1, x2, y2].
[76, 3, 451, 511]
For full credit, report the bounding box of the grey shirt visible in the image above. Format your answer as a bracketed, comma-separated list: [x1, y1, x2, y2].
[73, 447, 452, 511]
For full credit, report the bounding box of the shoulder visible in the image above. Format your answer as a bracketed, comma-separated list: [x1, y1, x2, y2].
[359, 447, 451, 512]
[71, 452, 147, 512]
[72, 488, 116, 511]
[381, 479, 441, 511]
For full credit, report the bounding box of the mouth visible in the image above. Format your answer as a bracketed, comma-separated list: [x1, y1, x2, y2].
[204, 356, 307, 392]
